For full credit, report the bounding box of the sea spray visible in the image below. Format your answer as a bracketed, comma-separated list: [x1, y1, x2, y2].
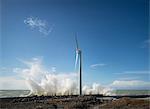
[83, 83, 112, 95]
[16, 58, 112, 96]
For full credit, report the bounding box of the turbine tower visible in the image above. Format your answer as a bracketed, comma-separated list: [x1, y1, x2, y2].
[75, 36, 82, 96]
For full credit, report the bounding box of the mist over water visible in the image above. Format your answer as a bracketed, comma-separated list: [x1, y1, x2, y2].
[16, 58, 112, 96]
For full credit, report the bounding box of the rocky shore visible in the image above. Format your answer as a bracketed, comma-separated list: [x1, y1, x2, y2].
[0, 95, 149, 109]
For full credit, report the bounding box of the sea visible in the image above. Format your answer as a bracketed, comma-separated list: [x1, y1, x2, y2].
[0, 90, 149, 98]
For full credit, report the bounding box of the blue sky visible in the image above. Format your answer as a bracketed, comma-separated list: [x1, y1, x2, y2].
[0, 0, 149, 89]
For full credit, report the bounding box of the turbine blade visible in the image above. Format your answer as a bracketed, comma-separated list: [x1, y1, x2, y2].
[75, 52, 79, 70]
[75, 34, 79, 49]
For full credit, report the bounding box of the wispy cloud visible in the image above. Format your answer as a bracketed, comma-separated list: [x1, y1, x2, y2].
[110, 80, 150, 89]
[115, 71, 150, 75]
[141, 39, 150, 48]
[0, 67, 12, 73]
[114, 71, 149, 83]
[90, 63, 106, 69]
[118, 76, 140, 81]
[24, 17, 54, 36]
[0, 67, 8, 72]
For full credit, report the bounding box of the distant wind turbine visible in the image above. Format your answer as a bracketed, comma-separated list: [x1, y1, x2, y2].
[75, 35, 82, 96]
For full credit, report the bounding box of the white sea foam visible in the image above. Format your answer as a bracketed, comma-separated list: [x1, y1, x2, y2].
[16, 58, 112, 96]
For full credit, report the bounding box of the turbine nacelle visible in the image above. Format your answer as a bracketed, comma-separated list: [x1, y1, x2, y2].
[76, 49, 81, 54]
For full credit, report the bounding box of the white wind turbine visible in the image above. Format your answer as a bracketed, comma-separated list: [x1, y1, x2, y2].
[75, 36, 82, 96]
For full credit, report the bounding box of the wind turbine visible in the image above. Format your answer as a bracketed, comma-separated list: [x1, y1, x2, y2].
[75, 35, 82, 96]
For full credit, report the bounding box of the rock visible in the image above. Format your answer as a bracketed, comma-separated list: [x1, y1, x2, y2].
[35, 105, 43, 109]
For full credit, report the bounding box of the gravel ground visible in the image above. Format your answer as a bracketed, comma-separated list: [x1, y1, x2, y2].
[0, 95, 149, 109]
[99, 97, 150, 109]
